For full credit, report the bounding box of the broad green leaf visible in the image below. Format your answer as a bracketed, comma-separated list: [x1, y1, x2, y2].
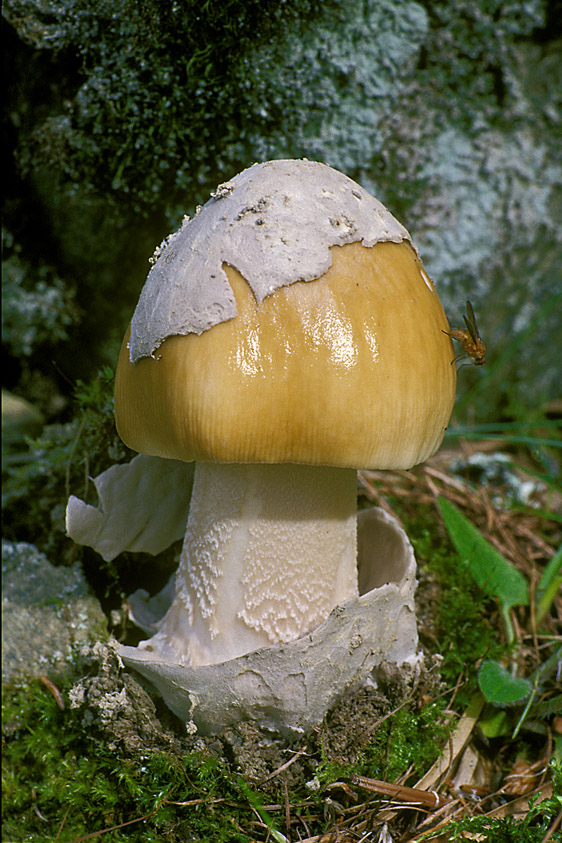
[478, 660, 532, 706]
[438, 497, 529, 612]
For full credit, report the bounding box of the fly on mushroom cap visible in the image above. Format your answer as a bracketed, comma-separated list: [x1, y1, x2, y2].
[115, 159, 455, 471]
[113, 159, 456, 670]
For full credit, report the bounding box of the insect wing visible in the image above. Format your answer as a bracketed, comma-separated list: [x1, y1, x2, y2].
[464, 300, 480, 344]
[462, 315, 478, 344]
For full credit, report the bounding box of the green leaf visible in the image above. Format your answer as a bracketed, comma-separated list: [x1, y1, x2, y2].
[478, 660, 532, 706]
[438, 497, 528, 642]
[536, 545, 562, 625]
[531, 694, 562, 719]
[479, 707, 510, 738]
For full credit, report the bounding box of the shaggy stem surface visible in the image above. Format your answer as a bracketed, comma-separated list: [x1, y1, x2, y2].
[139, 462, 358, 666]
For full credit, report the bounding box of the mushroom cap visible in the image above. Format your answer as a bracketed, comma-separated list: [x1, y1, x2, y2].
[115, 160, 456, 470]
[126, 159, 414, 363]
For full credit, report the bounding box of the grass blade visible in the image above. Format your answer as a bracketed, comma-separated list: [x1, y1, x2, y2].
[536, 545, 562, 626]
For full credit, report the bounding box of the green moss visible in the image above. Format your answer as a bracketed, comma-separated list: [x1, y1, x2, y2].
[406, 515, 505, 702]
[1, 679, 259, 842]
[72, 365, 131, 472]
[428, 560, 503, 690]
[313, 700, 451, 791]
[362, 703, 450, 783]
[8, 0, 333, 215]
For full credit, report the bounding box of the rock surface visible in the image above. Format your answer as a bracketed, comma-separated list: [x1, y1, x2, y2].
[1, 390, 44, 448]
[2, 540, 107, 681]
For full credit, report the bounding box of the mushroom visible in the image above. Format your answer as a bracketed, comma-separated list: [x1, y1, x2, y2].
[113, 160, 456, 677]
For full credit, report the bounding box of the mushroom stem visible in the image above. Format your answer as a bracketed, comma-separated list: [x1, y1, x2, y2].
[139, 462, 359, 666]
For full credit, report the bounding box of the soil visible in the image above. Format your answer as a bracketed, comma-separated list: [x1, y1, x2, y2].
[69, 641, 444, 801]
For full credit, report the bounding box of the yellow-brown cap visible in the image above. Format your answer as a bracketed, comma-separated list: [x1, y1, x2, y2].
[115, 239, 456, 469]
